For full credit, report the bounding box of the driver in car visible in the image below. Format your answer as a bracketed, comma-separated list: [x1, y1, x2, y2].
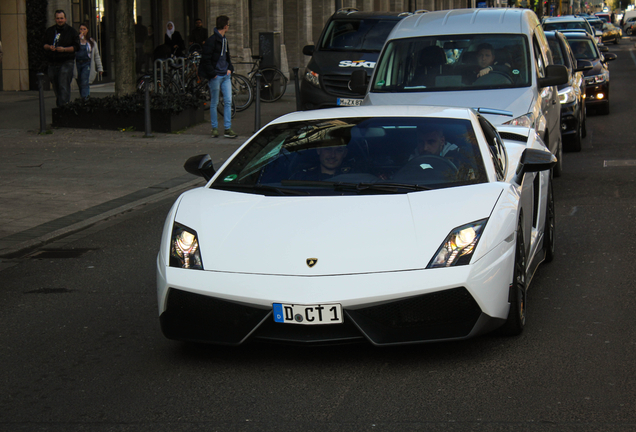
[292, 139, 352, 181]
[473, 43, 512, 82]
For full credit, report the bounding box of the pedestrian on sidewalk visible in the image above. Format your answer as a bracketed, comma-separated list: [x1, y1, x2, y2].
[74, 23, 103, 100]
[43, 10, 80, 107]
[189, 18, 208, 47]
[199, 15, 238, 139]
[164, 21, 185, 58]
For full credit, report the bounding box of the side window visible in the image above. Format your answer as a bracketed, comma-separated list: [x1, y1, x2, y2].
[478, 116, 506, 181]
[532, 36, 546, 79]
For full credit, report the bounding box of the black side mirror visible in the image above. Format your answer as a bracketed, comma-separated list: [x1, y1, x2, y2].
[514, 148, 557, 184]
[350, 69, 369, 95]
[598, 44, 609, 52]
[603, 52, 618, 62]
[574, 59, 593, 72]
[302, 45, 315, 56]
[184, 154, 216, 181]
[538, 64, 568, 87]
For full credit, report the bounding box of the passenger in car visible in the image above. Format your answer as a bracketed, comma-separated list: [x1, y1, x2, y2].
[410, 126, 465, 165]
[291, 139, 352, 181]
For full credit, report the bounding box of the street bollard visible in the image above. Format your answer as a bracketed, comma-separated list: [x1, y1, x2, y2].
[37, 73, 47, 134]
[293, 67, 301, 111]
[143, 75, 153, 138]
[254, 73, 261, 132]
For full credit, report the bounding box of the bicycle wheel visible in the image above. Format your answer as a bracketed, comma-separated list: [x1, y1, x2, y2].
[137, 76, 161, 93]
[217, 92, 236, 119]
[257, 68, 287, 102]
[231, 74, 253, 111]
[162, 76, 182, 95]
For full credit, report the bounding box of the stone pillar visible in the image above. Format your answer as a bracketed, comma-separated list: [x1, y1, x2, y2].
[0, 0, 29, 90]
[312, 0, 334, 42]
[283, 0, 312, 77]
[249, 0, 288, 78]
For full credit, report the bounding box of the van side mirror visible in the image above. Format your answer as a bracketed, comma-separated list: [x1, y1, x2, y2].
[184, 154, 216, 181]
[538, 64, 568, 88]
[302, 45, 315, 56]
[350, 69, 369, 95]
[513, 149, 556, 184]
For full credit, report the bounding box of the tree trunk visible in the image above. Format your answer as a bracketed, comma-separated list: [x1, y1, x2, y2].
[114, 0, 135, 95]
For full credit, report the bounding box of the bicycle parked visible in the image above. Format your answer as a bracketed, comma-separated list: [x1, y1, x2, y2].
[136, 47, 235, 118]
[232, 55, 288, 111]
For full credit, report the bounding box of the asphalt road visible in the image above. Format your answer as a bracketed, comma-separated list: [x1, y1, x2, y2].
[1, 40, 636, 431]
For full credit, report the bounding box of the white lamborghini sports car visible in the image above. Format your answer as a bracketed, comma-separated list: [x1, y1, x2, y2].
[156, 105, 556, 346]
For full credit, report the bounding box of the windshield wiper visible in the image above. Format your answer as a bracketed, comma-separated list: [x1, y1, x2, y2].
[213, 183, 309, 196]
[332, 182, 432, 194]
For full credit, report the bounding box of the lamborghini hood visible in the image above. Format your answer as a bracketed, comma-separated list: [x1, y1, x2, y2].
[173, 183, 505, 276]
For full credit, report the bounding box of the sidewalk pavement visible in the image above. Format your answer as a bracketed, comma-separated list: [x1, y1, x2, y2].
[0, 81, 298, 263]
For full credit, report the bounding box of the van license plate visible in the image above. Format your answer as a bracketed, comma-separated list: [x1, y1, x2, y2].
[337, 98, 362, 106]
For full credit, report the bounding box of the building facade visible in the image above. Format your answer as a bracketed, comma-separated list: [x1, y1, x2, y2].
[1, 0, 479, 92]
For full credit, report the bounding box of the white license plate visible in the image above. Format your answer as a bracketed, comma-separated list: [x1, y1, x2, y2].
[273, 303, 343, 325]
[337, 98, 362, 106]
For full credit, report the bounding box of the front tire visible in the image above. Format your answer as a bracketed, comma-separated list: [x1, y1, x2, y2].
[552, 138, 563, 178]
[543, 181, 555, 263]
[499, 218, 527, 336]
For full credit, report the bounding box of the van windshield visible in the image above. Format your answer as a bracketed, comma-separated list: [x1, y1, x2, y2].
[320, 19, 399, 52]
[371, 34, 531, 92]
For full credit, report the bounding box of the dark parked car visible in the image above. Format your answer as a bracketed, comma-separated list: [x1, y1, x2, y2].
[299, 9, 411, 110]
[563, 32, 617, 115]
[546, 31, 588, 152]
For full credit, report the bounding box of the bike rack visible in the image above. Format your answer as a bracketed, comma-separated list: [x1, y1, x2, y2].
[152, 57, 188, 94]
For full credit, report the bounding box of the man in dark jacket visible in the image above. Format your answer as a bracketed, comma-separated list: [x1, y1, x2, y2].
[199, 15, 237, 138]
[189, 19, 208, 47]
[43, 10, 79, 107]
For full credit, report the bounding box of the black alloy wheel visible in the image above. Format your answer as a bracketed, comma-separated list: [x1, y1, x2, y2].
[499, 218, 527, 336]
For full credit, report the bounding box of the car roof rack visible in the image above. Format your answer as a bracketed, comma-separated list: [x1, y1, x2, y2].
[414, 9, 429, 14]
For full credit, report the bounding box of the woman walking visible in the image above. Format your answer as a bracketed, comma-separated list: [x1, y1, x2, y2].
[74, 23, 103, 99]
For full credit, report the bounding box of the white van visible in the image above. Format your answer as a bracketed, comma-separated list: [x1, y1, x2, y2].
[352, 8, 568, 175]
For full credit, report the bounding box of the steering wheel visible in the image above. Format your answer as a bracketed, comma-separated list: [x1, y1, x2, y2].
[392, 155, 459, 183]
[474, 70, 513, 85]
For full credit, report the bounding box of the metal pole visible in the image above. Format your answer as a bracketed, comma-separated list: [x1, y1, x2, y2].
[293, 67, 301, 111]
[144, 75, 153, 138]
[37, 73, 47, 134]
[254, 73, 261, 132]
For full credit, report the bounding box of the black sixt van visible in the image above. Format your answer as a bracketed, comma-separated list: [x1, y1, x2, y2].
[299, 9, 413, 110]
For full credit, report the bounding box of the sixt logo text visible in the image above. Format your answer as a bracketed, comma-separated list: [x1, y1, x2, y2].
[339, 60, 376, 68]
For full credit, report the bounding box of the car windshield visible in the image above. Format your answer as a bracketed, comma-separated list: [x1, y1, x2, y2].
[319, 19, 399, 52]
[544, 21, 590, 33]
[587, 20, 604, 31]
[211, 117, 487, 196]
[371, 34, 531, 92]
[566, 38, 598, 60]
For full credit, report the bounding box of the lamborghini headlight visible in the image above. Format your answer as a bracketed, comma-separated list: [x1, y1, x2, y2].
[558, 86, 576, 104]
[503, 112, 534, 128]
[427, 219, 487, 268]
[169, 223, 203, 270]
